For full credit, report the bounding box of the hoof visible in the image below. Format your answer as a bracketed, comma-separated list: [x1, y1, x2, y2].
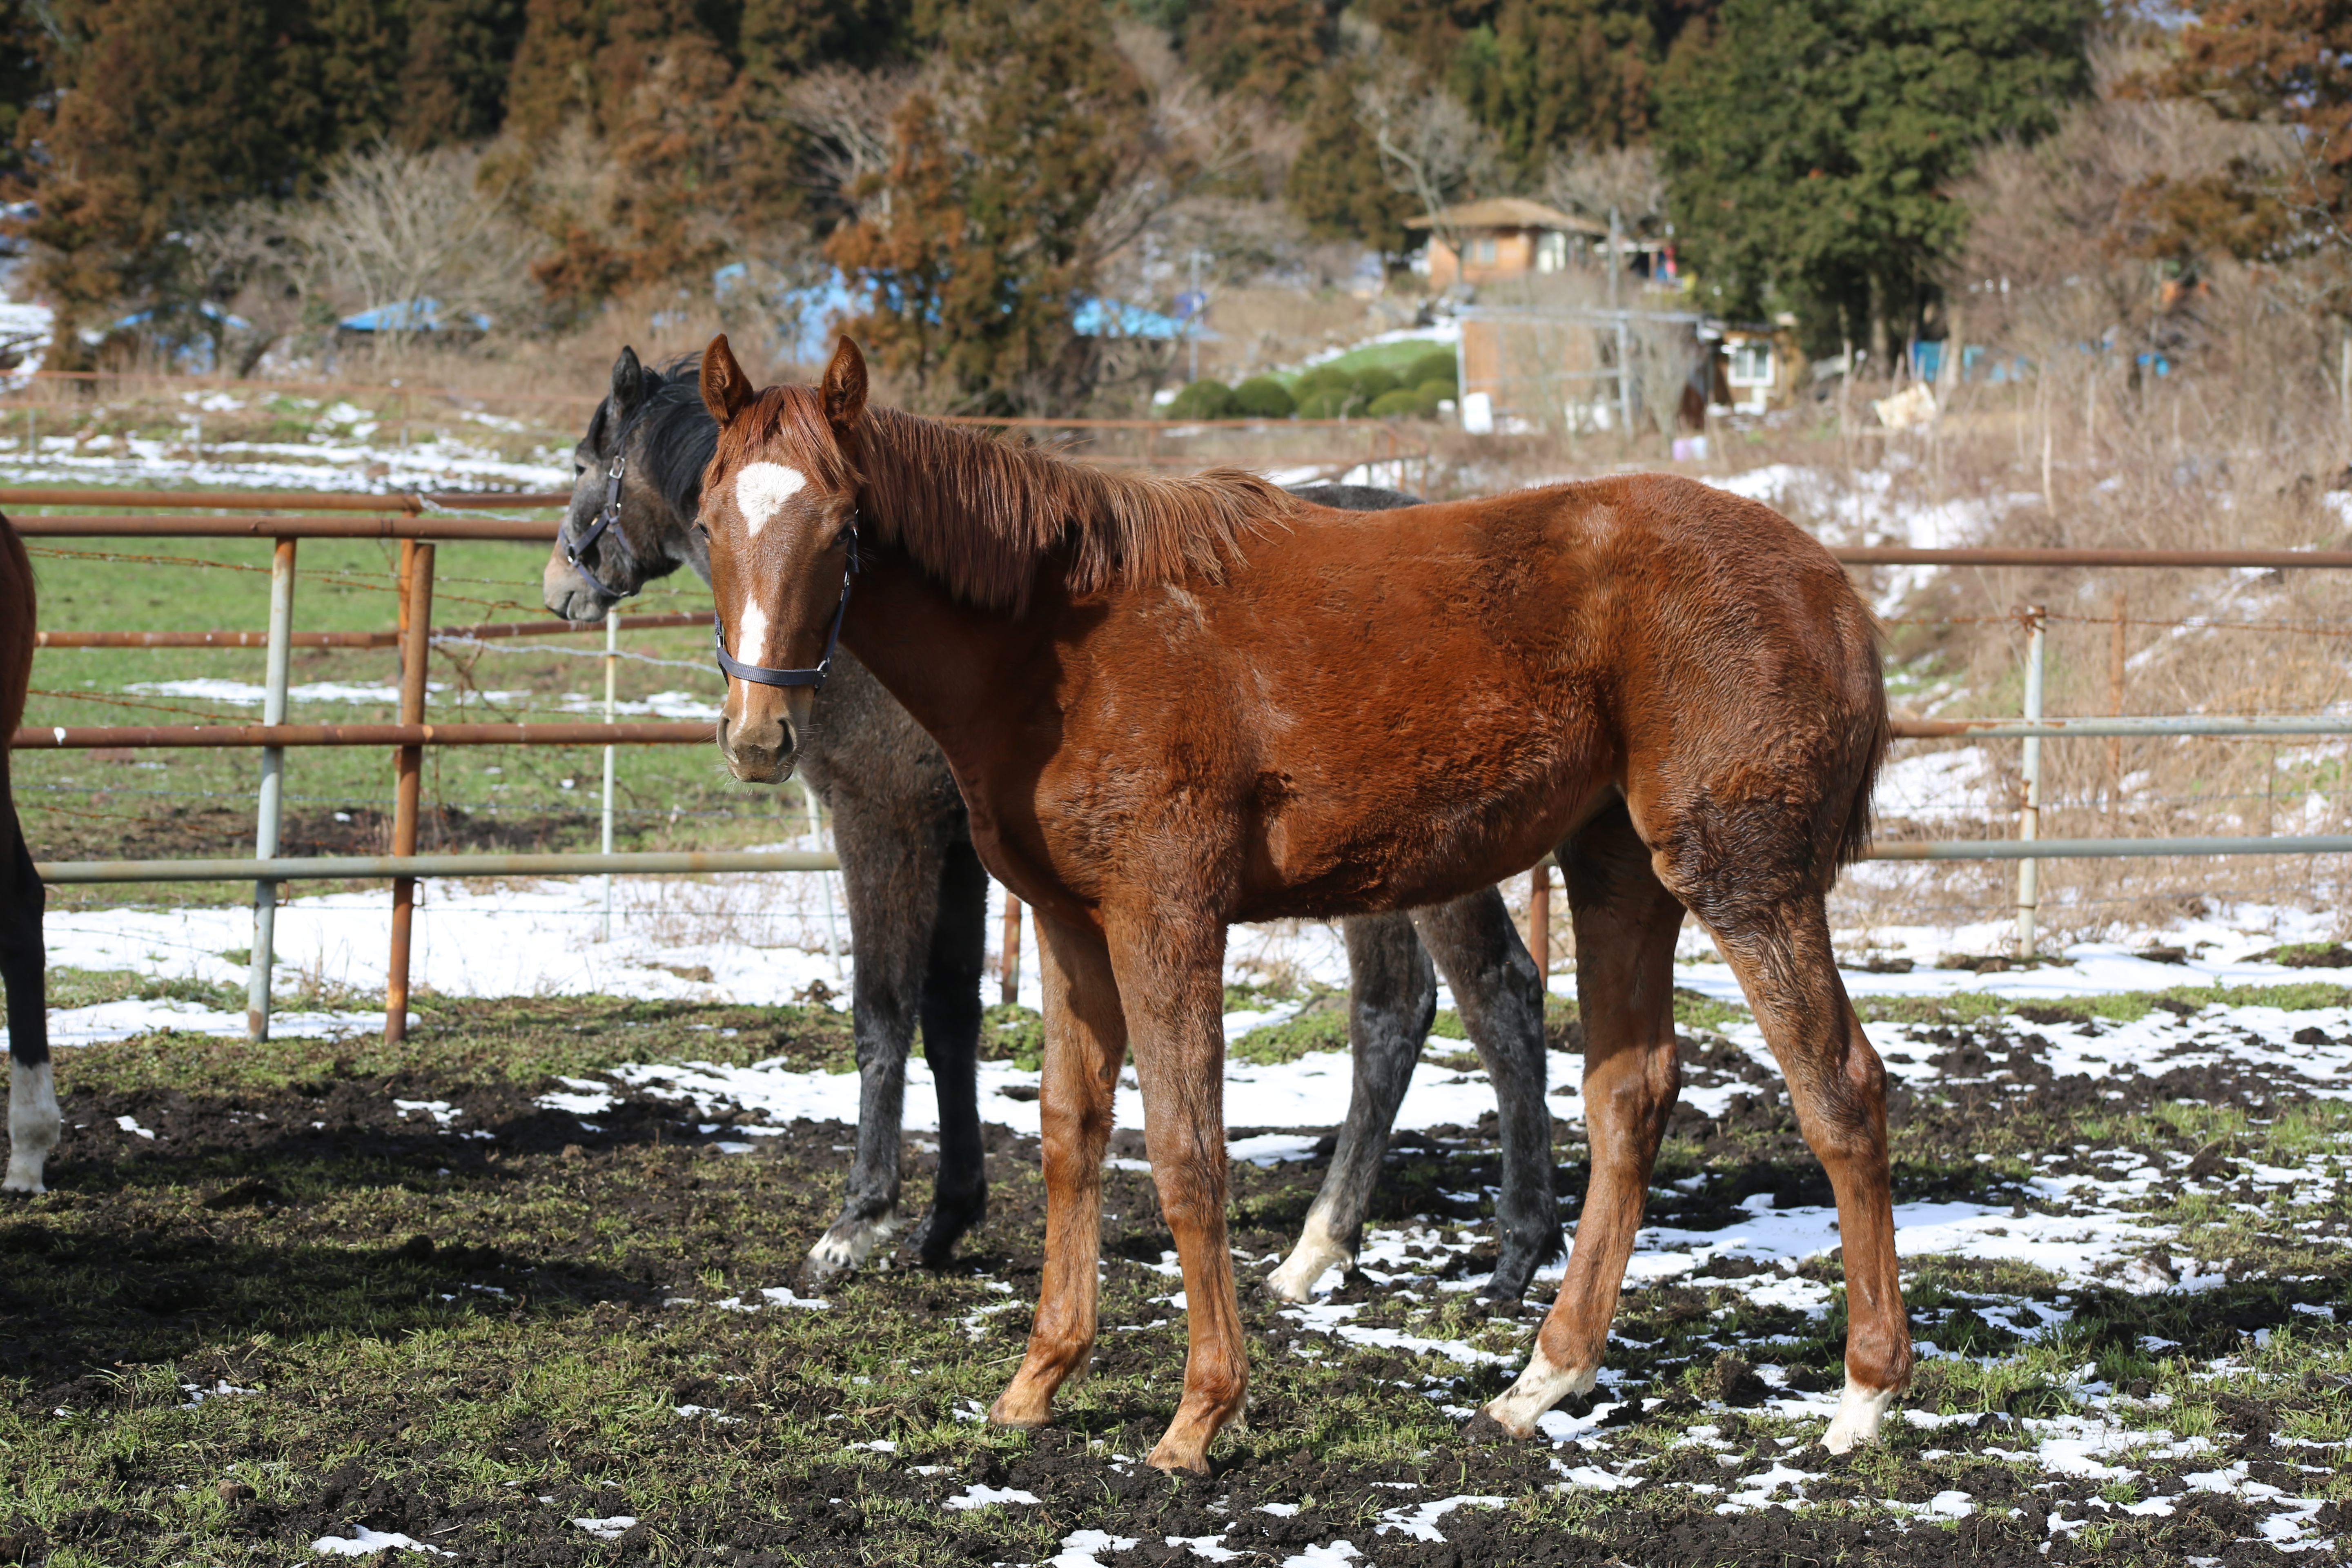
[1479, 1345, 1596, 1437]
[1460, 1409, 1521, 1445]
[906, 1196, 985, 1270]
[7, 1060, 59, 1195]
[985, 1397, 1051, 1432]
[799, 1209, 901, 1290]
[1267, 1226, 1352, 1303]
[1481, 1233, 1561, 1303]
[1821, 1378, 1898, 1454]
[1144, 1443, 1212, 1476]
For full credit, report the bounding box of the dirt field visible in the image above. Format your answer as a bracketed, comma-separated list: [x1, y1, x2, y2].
[3, 985, 2347, 1566]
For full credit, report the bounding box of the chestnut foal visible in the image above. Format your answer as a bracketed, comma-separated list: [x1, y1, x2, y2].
[697, 336, 1905, 1474]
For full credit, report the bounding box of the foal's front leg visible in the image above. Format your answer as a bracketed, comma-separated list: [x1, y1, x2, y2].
[1109, 910, 1245, 1474]
[989, 911, 1127, 1428]
[801, 789, 943, 1290]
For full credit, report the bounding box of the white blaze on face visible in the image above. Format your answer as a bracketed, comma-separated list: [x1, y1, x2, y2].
[728, 462, 808, 673]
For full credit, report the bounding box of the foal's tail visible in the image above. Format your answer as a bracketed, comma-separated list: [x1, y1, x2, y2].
[1835, 617, 1891, 870]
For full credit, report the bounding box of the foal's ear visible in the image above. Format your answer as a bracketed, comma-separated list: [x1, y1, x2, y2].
[610, 345, 647, 422]
[700, 334, 753, 428]
[820, 336, 868, 434]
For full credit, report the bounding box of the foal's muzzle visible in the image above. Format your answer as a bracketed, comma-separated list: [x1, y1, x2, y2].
[718, 710, 798, 784]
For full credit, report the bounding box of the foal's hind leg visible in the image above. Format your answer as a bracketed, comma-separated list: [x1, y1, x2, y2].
[909, 837, 989, 1267]
[800, 793, 943, 1290]
[1481, 805, 1683, 1434]
[1414, 888, 1561, 1303]
[2, 782, 54, 1196]
[989, 911, 1125, 1429]
[1702, 896, 1911, 1451]
[1267, 912, 1432, 1301]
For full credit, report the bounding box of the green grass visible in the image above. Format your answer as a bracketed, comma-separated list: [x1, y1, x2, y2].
[16, 522, 803, 912]
[1853, 979, 2352, 1028]
[1272, 338, 1453, 384]
[6, 991, 2350, 1564]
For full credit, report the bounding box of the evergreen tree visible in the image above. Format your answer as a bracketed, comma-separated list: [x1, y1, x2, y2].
[501, 0, 612, 141]
[829, 0, 1150, 410]
[739, 0, 907, 90]
[14, 0, 536, 331]
[310, 0, 410, 151]
[0, 0, 48, 183]
[398, 0, 531, 146]
[1185, 0, 1325, 107]
[2134, 0, 2352, 276]
[1284, 61, 1417, 255]
[1657, 0, 2093, 356]
[18, 0, 331, 325]
[1447, 0, 1662, 177]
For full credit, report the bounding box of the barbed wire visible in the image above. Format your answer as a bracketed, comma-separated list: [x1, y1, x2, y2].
[27, 686, 268, 722]
[434, 637, 715, 674]
[1887, 610, 2352, 637]
[16, 782, 787, 821]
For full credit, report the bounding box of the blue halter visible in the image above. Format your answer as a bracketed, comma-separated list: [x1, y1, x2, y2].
[713, 526, 862, 691]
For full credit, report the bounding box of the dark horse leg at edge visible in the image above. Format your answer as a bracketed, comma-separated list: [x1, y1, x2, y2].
[696, 335, 1907, 1476]
[540, 352, 1561, 1298]
[2, 508, 55, 1195]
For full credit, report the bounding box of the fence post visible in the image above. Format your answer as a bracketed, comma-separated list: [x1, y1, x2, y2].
[801, 776, 839, 961]
[1614, 317, 1634, 440]
[601, 607, 618, 942]
[2016, 605, 2046, 956]
[1527, 866, 1550, 981]
[385, 540, 434, 1044]
[245, 536, 297, 1041]
[1000, 894, 1022, 1006]
[2106, 590, 2127, 817]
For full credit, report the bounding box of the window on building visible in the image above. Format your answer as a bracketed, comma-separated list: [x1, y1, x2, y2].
[1470, 236, 1498, 267]
[1535, 232, 1568, 274]
[1728, 341, 1775, 387]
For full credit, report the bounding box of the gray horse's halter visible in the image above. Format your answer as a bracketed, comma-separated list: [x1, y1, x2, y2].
[562, 446, 636, 601]
[713, 524, 862, 691]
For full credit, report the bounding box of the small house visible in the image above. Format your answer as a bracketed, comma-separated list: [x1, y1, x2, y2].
[1411, 199, 1608, 291]
[1716, 325, 1801, 415]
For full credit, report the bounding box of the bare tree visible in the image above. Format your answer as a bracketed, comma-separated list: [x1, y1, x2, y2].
[782, 64, 923, 220]
[1353, 60, 1498, 272]
[1545, 143, 1666, 236]
[285, 143, 542, 342]
[183, 203, 307, 374]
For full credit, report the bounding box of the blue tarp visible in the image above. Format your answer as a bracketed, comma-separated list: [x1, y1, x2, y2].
[339, 298, 491, 333]
[718, 265, 1216, 361]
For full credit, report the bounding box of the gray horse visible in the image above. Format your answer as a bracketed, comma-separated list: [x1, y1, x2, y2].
[541, 349, 1562, 1301]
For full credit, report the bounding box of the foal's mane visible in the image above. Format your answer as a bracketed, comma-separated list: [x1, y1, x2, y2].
[718, 387, 1301, 610]
[600, 356, 720, 523]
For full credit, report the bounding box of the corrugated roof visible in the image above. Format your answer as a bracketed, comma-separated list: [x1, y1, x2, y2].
[1409, 198, 1608, 236]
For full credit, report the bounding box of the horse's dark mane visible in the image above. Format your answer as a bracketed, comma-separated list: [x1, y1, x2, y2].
[716, 386, 1300, 612]
[620, 356, 721, 523]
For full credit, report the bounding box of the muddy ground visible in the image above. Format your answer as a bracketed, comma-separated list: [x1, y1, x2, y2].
[1, 992, 2347, 1566]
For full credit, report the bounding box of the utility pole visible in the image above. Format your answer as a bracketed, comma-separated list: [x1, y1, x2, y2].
[1187, 251, 1204, 385]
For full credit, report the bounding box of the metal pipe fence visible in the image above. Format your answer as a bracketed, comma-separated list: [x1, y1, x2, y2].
[20, 493, 2352, 1033]
[33, 850, 841, 883]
